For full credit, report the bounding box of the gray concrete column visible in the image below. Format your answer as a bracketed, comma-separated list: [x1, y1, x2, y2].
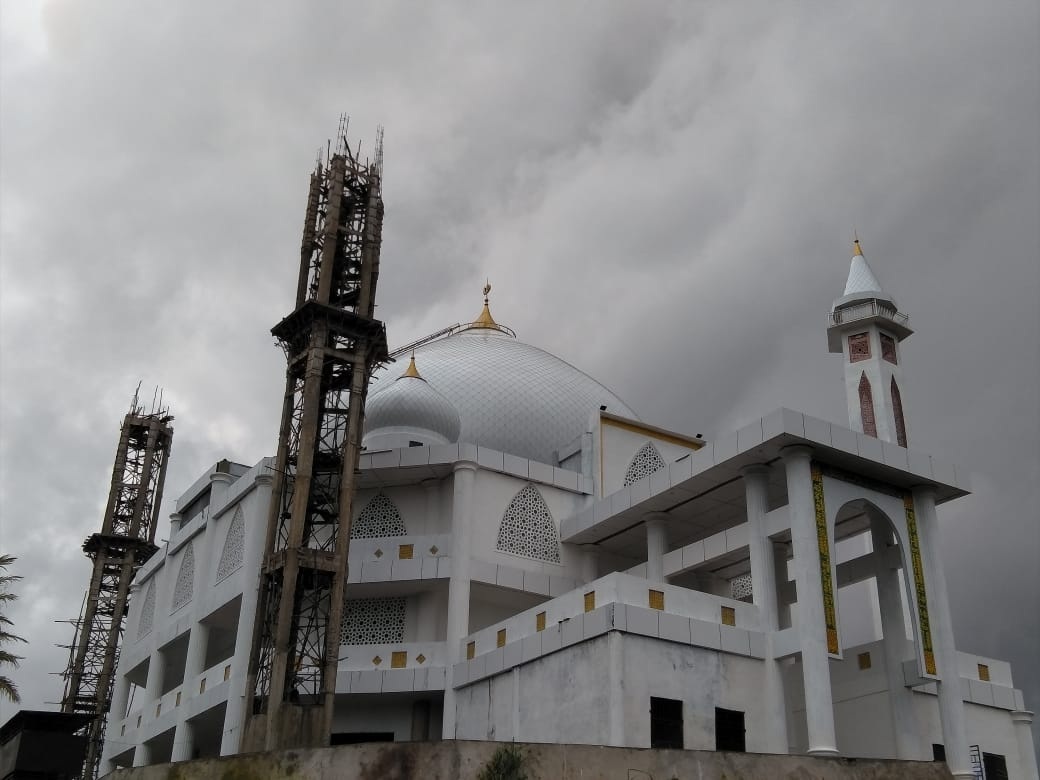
[781, 445, 838, 757]
[741, 464, 788, 753]
[442, 461, 477, 739]
[870, 521, 921, 759]
[644, 512, 669, 582]
[913, 487, 972, 779]
[131, 740, 151, 768]
[1010, 710, 1039, 780]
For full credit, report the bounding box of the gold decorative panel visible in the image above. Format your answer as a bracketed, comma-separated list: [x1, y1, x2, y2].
[466, 641, 475, 660]
[811, 464, 840, 655]
[584, 591, 596, 612]
[398, 544, 414, 560]
[978, 664, 990, 682]
[497, 629, 507, 648]
[536, 611, 546, 632]
[858, 652, 872, 670]
[649, 589, 665, 611]
[903, 494, 936, 676]
[391, 651, 407, 669]
[721, 606, 736, 626]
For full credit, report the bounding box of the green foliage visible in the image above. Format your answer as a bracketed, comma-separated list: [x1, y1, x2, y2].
[477, 744, 528, 780]
[0, 554, 27, 703]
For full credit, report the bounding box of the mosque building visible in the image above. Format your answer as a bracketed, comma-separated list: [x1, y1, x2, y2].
[98, 243, 1037, 779]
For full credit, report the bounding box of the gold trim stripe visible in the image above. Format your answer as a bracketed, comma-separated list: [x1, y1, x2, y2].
[811, 464, 840, 655]
[903, 494, 937, 676]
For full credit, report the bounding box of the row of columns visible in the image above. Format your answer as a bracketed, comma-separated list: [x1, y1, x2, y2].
[638, 446, 979, 777]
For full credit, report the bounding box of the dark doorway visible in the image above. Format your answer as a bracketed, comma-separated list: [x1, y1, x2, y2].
[982, 752, 1008, 780]
[330, 732, 394, 745]
[650, 697, 683, 749]
[715, 707, 745, 752]
[932, 743, 946, 762]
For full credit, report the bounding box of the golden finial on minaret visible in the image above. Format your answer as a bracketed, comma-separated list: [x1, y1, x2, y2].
[853, 232, 864, 257]
[401, 352, 422, 379]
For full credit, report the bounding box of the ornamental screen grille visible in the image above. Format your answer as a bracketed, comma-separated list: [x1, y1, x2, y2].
[351, 492, 406, 538]
[880, 333, 898, 364]
[849, 333, 871, 362]
[496, 483, 561, 563]
[171, 542, 195, 612]
[340, 597, 406, 645]
[859, 372, 878, 437]
[730, 573, 753, 601]
[137, 580, 156, 640]
[215, 506, 245, 583]
[623, 442, 667, 486]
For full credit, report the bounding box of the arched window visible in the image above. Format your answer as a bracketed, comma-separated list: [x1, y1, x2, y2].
[859, 372, 878, 437]
[136, 580, 156, 640]
[496, 484, 561, 563]
[215, 506, 245, 583]
[891, 377, 907, 447]
[623, 442, 667, 486]
[351, 493, 406, 538]
[171, 542, 195, 612]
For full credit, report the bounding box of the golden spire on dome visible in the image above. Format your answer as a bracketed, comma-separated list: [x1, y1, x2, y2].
[401, 353, 422, 379]
[472, 279, 499, 328]
[853, 232, 864, 257]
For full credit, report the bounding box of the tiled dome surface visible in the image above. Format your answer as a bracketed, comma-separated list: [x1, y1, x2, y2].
[366, 329, 638, 464]
[365, 374, 462, 442]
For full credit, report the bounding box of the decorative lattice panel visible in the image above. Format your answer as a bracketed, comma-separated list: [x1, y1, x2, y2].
[848, 332, 870, 362]
[730, 573, 753, 601]
[880, 333, 898, 364]
[136, 579, 156, 640]
[340, 597, 406, 645]
[496, 483, 561, 563]
[215, 506, 245, 583]
[859, 372, 878, 437]
[171, 542, 195, 612]
[351, 492, 406, 538]
[623, 442, 667, 486]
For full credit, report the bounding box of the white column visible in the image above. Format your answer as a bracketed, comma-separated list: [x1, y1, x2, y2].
[110, 672, 132, 727]
[209, 470, 234, 511]
[644, 512, 668, 582]
[170, 719, 194, 763]
[870, 522, 921, 759]
[1010, 710, 1039, 780]
[742, 465, 788, 753]
[607, 630, 625, 746]
[171, 621, 210, 761]
[442, 461, 476, 739]
[223, 472, 273, 755]
[781, 446, 838, 757]
[131, 741, 151, 767]
[914, 487, 972, 779]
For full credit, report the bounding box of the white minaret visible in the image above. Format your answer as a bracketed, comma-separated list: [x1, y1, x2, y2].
[827, 238, 913, 446]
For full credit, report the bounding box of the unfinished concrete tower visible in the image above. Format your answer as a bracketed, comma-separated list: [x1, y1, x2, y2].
[242, 122, 388, 751]
[61, 392, 174, 779]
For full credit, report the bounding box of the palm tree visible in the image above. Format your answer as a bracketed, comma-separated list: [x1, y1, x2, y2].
[0, 554, 27, 703]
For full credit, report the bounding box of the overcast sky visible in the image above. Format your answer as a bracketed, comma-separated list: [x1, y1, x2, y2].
[1, 0, 1037, 753]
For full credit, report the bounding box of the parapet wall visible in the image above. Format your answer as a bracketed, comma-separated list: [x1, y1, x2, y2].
[105, 740, 954, 780]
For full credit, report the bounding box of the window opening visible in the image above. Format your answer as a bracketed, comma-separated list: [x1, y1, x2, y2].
[715, 707, 746, 752]
[650, 697, 683, 749]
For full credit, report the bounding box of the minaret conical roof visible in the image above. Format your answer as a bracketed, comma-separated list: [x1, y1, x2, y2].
[843, 239, 884, 296]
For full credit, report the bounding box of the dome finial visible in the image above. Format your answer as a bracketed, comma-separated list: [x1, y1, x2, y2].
[853, 232, 864, 257]
[473, 279, 499, 329]
[401, 352, 423, 379]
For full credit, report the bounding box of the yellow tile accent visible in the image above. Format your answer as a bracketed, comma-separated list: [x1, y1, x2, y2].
[224, 664, 231, 681]
[175, 692, 181, 707]
[497, 629, 507, 648]
[391, 651, 407, 669]
[584, 591, 596, 612]
[372, 655, 382, 666]
[466, 641, 475, 660]
[858, 652, 872, 670]
[649, 589, 665, 611]
[811, 464, 839, 655]
[416, 653, 426, 665]
[399, 544, 414, 560]
[721, 606, 736, 626]
[200, 679, 206, 695]
[903, 494, 936, 676]
[978, 663, 990, 682]
[536, 612, 546, 632]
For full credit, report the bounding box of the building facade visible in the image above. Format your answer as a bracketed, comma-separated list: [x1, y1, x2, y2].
[99, 246, 1037, 780]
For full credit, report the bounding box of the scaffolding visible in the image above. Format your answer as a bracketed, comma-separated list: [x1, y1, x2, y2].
[60, 390, 174, 779]
[242, 120, 388, 751]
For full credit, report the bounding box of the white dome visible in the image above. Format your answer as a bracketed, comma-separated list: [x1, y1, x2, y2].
[364, 368, 461, 448]
[366, 325, 638, 463]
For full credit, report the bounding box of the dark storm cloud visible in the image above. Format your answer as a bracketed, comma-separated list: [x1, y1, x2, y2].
[1, 0, 1036, 753]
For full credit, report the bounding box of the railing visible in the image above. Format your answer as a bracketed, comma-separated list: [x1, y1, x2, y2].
[829, 300, 909, 328]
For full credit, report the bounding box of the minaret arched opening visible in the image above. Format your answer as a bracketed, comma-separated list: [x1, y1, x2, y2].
[859, 372, 878, 438]
[891, 377, 907, 447]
